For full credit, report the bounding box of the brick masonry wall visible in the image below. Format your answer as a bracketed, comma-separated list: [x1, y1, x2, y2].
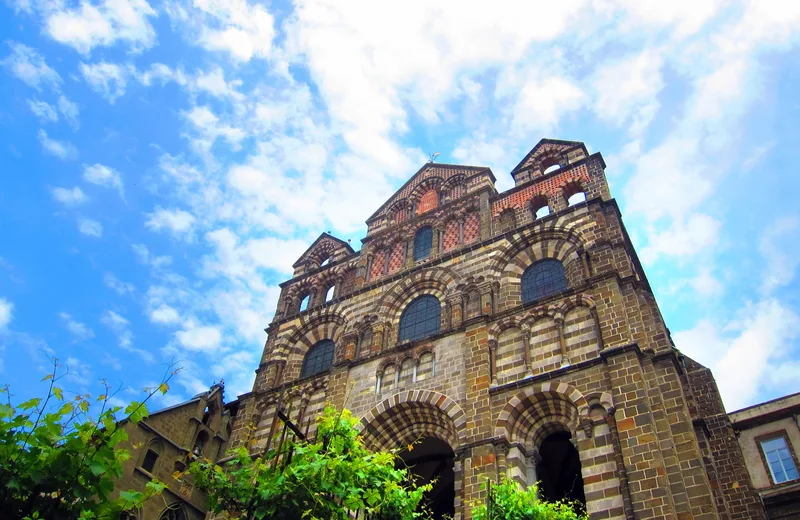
[232, 141, 761, 520]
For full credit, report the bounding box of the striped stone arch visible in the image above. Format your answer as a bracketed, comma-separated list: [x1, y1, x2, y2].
[375, 266, 461, 322]
[358, 390, 467, 450]
[586, 391, 615, 414]
[495, 237, 585, 287]
[407, 176, 444, 204]
[272, 306, 350, 361]
[551, 294, 597, 315]
[490, 222, 594, 278]
[488, 315, 526, 343]
[495, 382, 590, 447]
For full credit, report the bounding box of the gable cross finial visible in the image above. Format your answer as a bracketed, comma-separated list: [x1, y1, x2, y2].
[428, 152, 441, 163]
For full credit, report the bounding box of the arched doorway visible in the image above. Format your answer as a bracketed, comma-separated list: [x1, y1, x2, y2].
[400, 437, 455, 520]
[536, 431, 585, 506]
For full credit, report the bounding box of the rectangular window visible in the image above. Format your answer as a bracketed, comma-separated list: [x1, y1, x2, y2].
[761, 436, 799, 484]
[142, 449, 159, 473]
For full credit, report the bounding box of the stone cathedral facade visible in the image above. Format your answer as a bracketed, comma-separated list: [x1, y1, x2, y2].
[228, 138, 766, 520]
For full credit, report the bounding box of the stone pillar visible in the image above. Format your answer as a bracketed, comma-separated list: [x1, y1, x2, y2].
[479, 282, 494, 316]
[507, 444, 527, 486]
[488, 339, 498, 386]
[342, 332, 358, 361]
[333, 275, 344, 299]
[479, 191, 492, 240]
[521, 324, 533, 376]
[555, 317, 570, 366]
[405, 237, 415, 268]
[432, 228, 440, 256]
[448, 295, 464, 328]
[372, 323, 386, 353]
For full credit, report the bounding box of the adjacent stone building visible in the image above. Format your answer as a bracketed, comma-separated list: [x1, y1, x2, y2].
[729, 392, 800, 519]
[115, 383, 238, 520]
[224, 137, 767, 519]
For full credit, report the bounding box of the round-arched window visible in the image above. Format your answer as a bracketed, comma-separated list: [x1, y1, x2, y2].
[521, 259, 568, 304]
[300, 339, 335, 378]
[413, 226, 433, 261]
[398, 295, 441, 342]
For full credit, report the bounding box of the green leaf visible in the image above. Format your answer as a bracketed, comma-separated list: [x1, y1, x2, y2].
[158, 382, 169, 395]
[18, 397, 42, 410]
[53, 387, 63, 401]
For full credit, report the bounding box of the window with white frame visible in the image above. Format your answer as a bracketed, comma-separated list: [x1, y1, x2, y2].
[761, 436, 799, 484]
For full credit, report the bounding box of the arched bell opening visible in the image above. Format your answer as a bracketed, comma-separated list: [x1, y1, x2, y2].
[400, 437, 455, 520]
[536, 430, 585, 508]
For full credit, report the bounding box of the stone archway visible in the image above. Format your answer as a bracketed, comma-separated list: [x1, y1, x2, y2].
[358, 391, 466, 518]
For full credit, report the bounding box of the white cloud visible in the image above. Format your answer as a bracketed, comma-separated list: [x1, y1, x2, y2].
[203, 228, 309, 277]
[149, 304, 181, 325]
[185, 105, 246, 149]
[0, 298, 13, 330]
[59, 312, 94, 341]
[591, 49, 664, 135]
[51, 186, 88, 206]
[640, 213, 721, 264]
[38, 130, 78, 160]
[509, 76, 585, 134]
[136, 62, 189, 86]
[131, 243, 172, 268]
[167, 0, 275, 61]
[759, 216, 800, 295]
[101, 310, 154, 362]
[145, 207, 196, 238]
[79, 62, 130, 103]
[1, 43, 61, 90]
[103, 273, 135, 295]
[175, 323, 222, 351]
[83, 163, 124, 198]
[57, 95, 80, 130]
[28, 99, 58, 122]
[45, 0, 156, 54]
[77, 218, 103, 237]
[674, 299, 800, 411]
[194, 66, 243, 100]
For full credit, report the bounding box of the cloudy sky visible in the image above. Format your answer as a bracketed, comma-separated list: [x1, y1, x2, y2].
[1, 0, 799, 413]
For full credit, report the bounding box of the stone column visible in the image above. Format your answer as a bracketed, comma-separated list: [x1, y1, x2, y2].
[479, 191, 492, 240]
[405, 237, 415, 268]
[448, 295, 464, 329]
[479, 281, 494, 316]
[488, 339, 498, 386]
[521, 324, 533, 376]
[555, 317, 570, 366]
[342, 332, 358, 361]
[372, 323, 386, 353]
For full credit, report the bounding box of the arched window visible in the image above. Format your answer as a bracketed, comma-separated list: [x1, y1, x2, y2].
[543, 163, 560, 175]
[300, 339, 335, 378]
[325, 285, 335, 303]
[521, 259, 568, 304]
[159, 504, 186, 520]
[299, 294, 310, 312]
[320, 256, 330, 267]
[399, 295, 441, 342]
[413, 226, 433, 261]
[141, 440, 162, 473]
[567, 192, 586, 206]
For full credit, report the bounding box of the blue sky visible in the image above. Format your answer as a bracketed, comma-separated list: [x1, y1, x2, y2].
[1, 0, 799, 413]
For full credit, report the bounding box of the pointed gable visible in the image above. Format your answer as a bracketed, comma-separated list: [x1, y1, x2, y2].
[292, 232, 355, 270]
[366, 162, 494, 235]
[510, 138, 589, 185]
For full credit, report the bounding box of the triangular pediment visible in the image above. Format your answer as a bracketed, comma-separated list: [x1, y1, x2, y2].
[511, 138, 589, 175]
[292, 233, 355, 268]
[367, 162, 491, 223]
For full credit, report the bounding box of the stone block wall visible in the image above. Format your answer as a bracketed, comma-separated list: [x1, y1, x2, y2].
[230, 139, 763, 520]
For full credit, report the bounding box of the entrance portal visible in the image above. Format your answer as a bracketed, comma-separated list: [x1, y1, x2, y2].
[400, 437, 455, 519]
[537, 431, 585, 505]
